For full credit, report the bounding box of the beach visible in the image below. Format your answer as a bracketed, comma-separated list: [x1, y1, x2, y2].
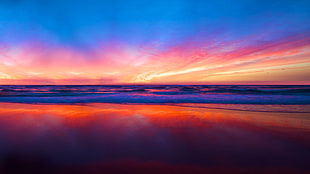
[1, 0, 309, 173]
[0, 102, 309, 174]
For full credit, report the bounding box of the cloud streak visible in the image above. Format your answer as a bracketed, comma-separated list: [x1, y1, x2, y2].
[0, 0, 309, 84]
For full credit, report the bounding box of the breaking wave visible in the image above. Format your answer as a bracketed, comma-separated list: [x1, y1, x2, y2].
[0, 85, 309, 105]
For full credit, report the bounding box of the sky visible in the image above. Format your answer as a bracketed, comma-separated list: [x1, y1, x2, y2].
[0, 0, 309, 85]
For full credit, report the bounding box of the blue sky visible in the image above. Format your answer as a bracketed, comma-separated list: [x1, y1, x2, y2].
[0, 0, 309, 84]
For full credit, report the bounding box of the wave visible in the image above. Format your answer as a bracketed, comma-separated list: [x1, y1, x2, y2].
[1, 85, 310, 95]
[0, 85, 309, 104]
[169, 104, 310, 113]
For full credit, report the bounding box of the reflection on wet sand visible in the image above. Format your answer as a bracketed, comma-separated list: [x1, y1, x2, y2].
[0, 103, 309, 174]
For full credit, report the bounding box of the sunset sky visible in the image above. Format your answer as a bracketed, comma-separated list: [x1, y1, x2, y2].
[0, 0, 309, 85]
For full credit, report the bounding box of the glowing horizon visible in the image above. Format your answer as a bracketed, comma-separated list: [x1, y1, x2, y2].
[0, 0, 309, 85]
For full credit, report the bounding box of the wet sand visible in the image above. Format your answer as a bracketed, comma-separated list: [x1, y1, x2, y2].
[0, 103, 309, 174]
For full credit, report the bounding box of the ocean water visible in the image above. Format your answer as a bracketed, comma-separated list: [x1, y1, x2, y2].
[0, 85, 309, 174]
[0, 85, 309, 105]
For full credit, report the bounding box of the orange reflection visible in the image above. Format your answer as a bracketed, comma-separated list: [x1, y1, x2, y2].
[0, 103, 309, 174]
[0, 103, 308, 130]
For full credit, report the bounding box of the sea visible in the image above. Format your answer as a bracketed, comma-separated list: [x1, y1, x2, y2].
[0, 85, 309, 174]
